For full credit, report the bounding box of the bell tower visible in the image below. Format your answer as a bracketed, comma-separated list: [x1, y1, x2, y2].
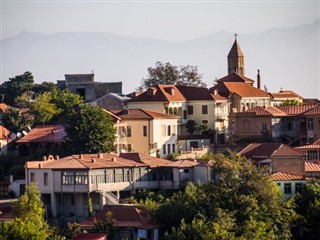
[227, 33, 245, 76]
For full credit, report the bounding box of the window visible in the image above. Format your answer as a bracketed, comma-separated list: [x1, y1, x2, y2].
[307, 150, 318, 160]
[127, 144, 132, 152]
[295, 183, 303, 193]
[202, 105, 208, 114]
[307, 118, 314, 130]
[30, 172, 35, 182]
[71, 195, 75, 205]
[167, 144, 171, 154]
[167, 125, 171, 136]
[261, 123, 267, 131]
[172, 144, 176, 153]
[183, 110, 187, 119]
[62, 172, 88, 185]
[202, 120, 208, 124]
[188, 106, 193, 115]
[127, 126, 132, 137]
[147, 89, 153, 97]
[284, 183, 292, 194]
[184, 169, 189, 173]
[163, 145, 166, 155]
[143, 126, 147, 137]
[44, 172, 48, 186]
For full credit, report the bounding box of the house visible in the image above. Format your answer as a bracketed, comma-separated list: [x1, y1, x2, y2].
[0, 125, 11, 155]
[57, 73, 122, 102]
[108, 109, 179, 158]
[16, 125, 66, 156]
[25, 153, 208, 222]
[79, 205, 163, 240]
[270, 89, 303, 106]
[294, 139, 320, 161]
[90, 93, 131, 110]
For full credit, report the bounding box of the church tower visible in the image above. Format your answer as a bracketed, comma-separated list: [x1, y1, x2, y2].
[227, 34, 245, 76]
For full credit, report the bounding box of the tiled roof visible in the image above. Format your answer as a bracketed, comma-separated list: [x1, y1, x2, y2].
[16, 125, 66, 143]
[119, 152, 172, 168]
[239, 143, 305, 162]
[163, 159, 202, 168]
[294, 144, 320, 150]
[176, 86, 214, 101]
[72, 233, 106, 240]
[127, 85, 186, 103]
[80, 205, 162, 229]
[271, 172, 306, 181]
[243, 106, 287, 116]
[277, 105, 316, 116]
[214, 73, 254, 85]
[111, 109, 179, 120]
[0, 103, 8, 112]
[211, 92, 228, 102]
[26, 153, 148, 170]
[305, 161, 320, 172]
[304, 105, 320, 115]
[0, 125, 10, 140]
[270, 90, 303, 99]
[313, 139, 320, 145]
[303, 98, 320, 105]
[228, 40, 244, 57]
[223, 82, 270, 98]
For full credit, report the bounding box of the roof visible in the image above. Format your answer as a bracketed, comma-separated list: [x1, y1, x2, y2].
[277, 105, 316, 116]
[16, 125, 66, 143]
[79, 205, 162, 229]
[270, 90, 303, 99]
[304, 105, 320, 115]
[213, 72, 254, 85]
[239, 143, 305, 162]
[228, 40, 244, 57]
[119, 152, 172, 168]
[243, 106, 287, 117]
[26, 153, 148, 170]
[216, 82, 270, 98]
[175, 85, 214, 101]
[0, 125, 10, 140]
[110, 109, 179, 120]
[271, 172, 306, 181]
[0, 103, 8, 112]
[127, 85, 186, 103]
[72, 233, 107, 240]
[305, 161, 320, 172]
[163, 159, 203, 168]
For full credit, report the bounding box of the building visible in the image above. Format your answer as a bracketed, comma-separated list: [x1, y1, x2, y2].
[0, 125, 11, 155]
[270, 89, 303, 106]
[90, 93, 131, 110]
[57, 73, 122, 102]
[108, 109, 179, 158]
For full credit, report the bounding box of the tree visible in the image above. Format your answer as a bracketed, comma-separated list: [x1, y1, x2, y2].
[0, 71, 34, 105]
[32, 81, 57, 95]
[0, 182, 50, 239]
[280, 99, 301, 106]
[148, 152, 295, 239]
[186, 120, 197, 134]
[294, 179, 320, 239]
[93, 211, 117, 235]
[140, 61, 206, 90]
[32, 91, 59, 125]
[65, 104, 116, 154]
[1, 107, 34, 133]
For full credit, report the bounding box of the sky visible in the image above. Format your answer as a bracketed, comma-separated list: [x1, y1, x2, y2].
[1, 0, 319, 41]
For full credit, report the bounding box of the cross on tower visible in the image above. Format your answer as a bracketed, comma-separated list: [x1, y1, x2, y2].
[234, 33, 238, 40]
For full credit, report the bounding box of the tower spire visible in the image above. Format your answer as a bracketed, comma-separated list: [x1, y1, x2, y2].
[234, 33, 238, 41]
[227, 34, 245, 76]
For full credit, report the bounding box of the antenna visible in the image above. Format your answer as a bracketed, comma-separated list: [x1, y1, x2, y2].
[264, 84, 268, 93]
[10, 133, 17, 140]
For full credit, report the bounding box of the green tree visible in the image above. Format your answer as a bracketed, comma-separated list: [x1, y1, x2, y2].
[186, 120, 197, 134]
[1, 107, 34, 133]
[0, 182, 50, 239]
[0, 71, 34, 105]
[280, 99, 301, 106]
[140, 61, 206, 90]
[93, 211, 118, 237]
[32, 91, 58, 125]
[294, 179, 320, 239]
[152, 152, 295, 239]
[32, 82, 57, 95]
[65, 104, 115, 154]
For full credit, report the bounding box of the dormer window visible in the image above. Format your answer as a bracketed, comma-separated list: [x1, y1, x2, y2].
[147, 89, 154, 97]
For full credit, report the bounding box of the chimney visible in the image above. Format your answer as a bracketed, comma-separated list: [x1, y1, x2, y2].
[79, 154, 83, 160]
[257, 69, 261, 89]
[38, 163, 42, 168]
[55, 155, 59, 160]
[43, 156, 47, 161]
[112, 157, 116, 162]
[98, 153, 103, 158]
[91, 159, 96, 163]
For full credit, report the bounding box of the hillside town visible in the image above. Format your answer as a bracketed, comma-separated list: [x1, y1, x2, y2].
[0, 37, 320, 239]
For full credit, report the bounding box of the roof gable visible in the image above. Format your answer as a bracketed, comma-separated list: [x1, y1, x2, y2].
[214, 73, 254, 85]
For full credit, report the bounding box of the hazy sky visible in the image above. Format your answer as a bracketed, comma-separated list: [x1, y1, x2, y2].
[1, 0, 319, 41]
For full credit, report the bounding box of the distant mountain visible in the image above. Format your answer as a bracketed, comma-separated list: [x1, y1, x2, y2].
[1, 19, 319, 98]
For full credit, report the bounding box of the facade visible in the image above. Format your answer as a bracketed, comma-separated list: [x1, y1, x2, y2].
[108, 109, 179, 158]
[90, 93, 131, 110]
[25, 153, 206, 221]
[57, 73, 122, 102]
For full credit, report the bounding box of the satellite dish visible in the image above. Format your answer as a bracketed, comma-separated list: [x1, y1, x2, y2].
[10, 133, 17, 140]
[16, 132, 22, 138]
[22, 130, 28, 136]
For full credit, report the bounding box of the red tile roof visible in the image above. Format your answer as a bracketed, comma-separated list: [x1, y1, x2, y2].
[243, 106, 287, 116]
[224, 82, 270, 98]
[277, 105, 316, 116]
[0, 103, 8, 112]
[119, 153, 172, 168]
[176, 86, 214, 101]
[0, 125, 10, 140]
[80, 205, 162, 229]
[305, 161, 320, 172]
[271, 172, 306, 181]
[163, 159, 202, 168]
[270, 90, 303, 99]
[110, 109, 179, 120]
[16, 125, 66, 143]
[304, 105, 320, 115]
[26, 153, 148, 170]
[239, 143, 305, 162]
[214, 73, 254, 85]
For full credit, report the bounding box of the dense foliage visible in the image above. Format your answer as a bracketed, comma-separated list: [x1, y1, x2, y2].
[140, 152, 296, 239]
[140, 61, 206, 90]
[65, 104, 115, 154]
